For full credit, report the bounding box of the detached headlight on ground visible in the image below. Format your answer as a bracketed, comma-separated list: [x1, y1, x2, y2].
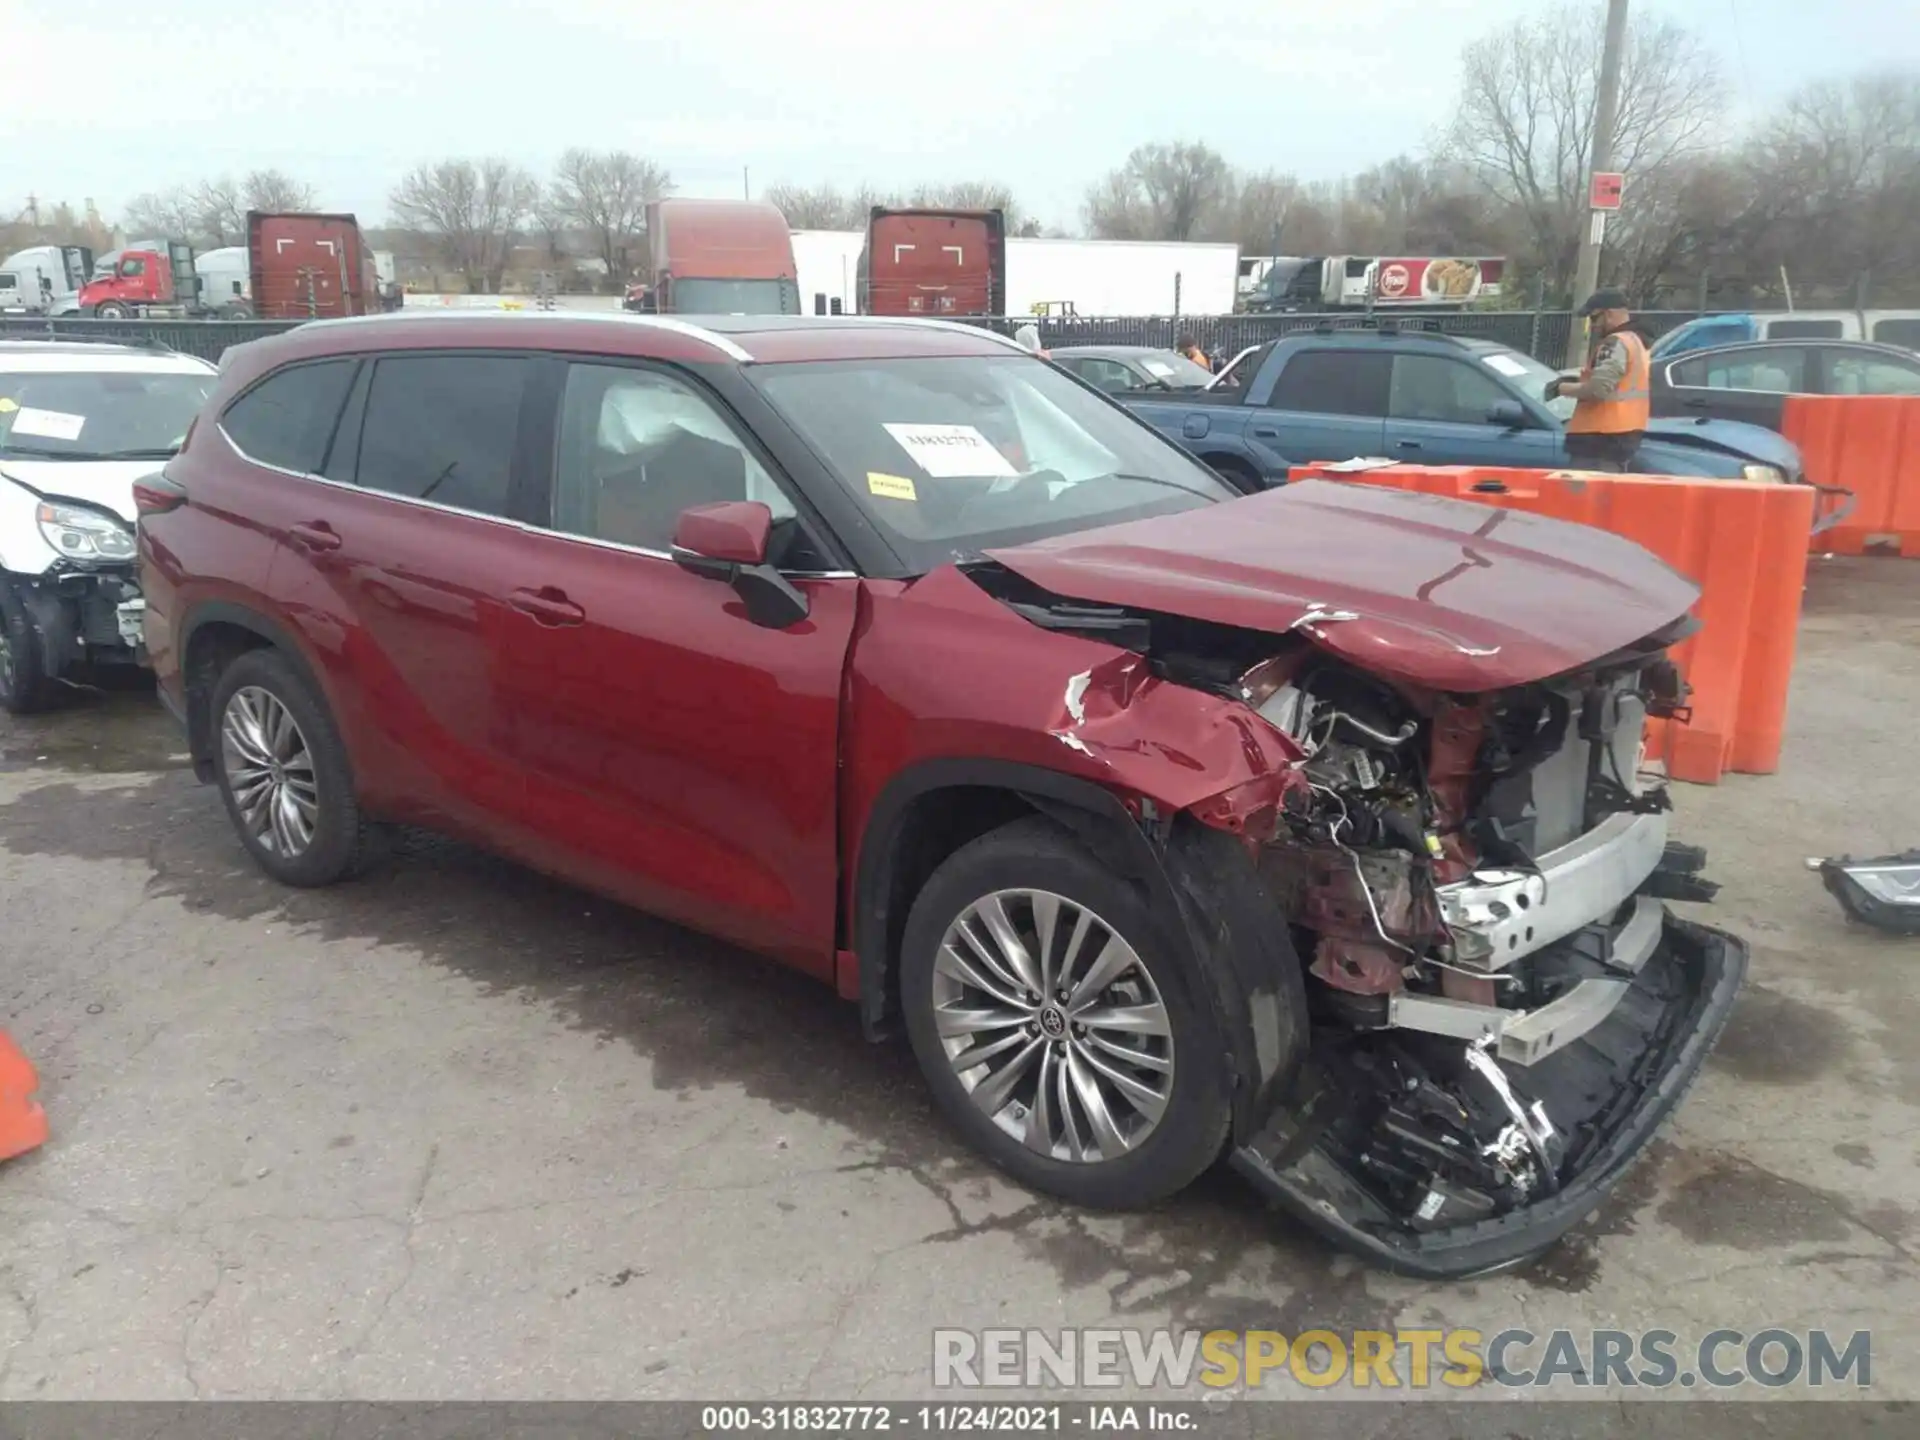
[36, 501, 134, 561]
[1810, 851, 1920, 935]
[1742, 463, 1786, 484]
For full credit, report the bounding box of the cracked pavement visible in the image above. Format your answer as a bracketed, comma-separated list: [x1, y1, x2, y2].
[0, 557, 1915, 1403]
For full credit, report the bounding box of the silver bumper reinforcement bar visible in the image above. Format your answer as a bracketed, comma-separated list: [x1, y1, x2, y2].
[1435, 809, 1670, 972]
[1388, 894, 1666, 1066]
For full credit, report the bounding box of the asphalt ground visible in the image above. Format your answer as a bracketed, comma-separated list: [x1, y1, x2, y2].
[1, 557, 1915, 1414]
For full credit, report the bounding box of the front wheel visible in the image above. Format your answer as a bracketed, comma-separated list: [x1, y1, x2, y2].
[0, 582, 58, 715]
[91, 301, 132, 320]
[900, 817, 1232, 1209]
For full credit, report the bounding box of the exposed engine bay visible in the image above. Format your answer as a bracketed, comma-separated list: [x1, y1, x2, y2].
[969, 558, 1746, 1274]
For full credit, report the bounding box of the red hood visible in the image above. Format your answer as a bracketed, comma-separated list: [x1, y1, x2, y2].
[984, 480, 1699, 692]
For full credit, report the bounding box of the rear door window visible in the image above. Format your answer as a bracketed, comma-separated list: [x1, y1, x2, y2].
[1267, 351, 1392, 415]
[1765, 319, 1844, 341]
[220, 359, 357, 473]
[1388, 355, 1511, 424]
[1671, 349, 1808, 392]
[350, 354, 529, 518]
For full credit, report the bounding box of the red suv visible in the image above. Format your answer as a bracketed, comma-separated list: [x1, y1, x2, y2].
[139, 312, 1745, 1276]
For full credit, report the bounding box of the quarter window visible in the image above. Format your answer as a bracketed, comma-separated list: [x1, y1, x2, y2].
[1828, 354, 1920, 396]
[220, 360, 356, 473]
[552, 363, 794, 553]
[352, 354, 528, 518]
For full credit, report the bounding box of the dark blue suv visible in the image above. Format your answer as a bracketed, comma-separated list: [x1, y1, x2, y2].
[1120, 329, 1806, 493]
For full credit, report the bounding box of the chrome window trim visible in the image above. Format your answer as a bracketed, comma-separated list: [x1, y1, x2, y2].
[218, 422, 856, 579]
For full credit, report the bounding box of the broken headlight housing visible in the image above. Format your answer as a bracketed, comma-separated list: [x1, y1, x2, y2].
[1811, 852, 1920, 935]
[36, 501, 134, 562]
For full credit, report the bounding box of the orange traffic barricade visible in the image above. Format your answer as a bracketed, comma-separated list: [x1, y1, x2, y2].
[0, 1029, 49, 1163]
[1289, 463, 1813, 785]
[1783, 394, 1920, 557]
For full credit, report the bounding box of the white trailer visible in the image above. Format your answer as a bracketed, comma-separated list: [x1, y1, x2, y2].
[192, 247, 254, 317]
[0, 245, 92, 315]
[1006, 238, 1240, 318]
[791, 229, 865, 315]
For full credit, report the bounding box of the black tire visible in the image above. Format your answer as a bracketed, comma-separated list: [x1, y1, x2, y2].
[0, 581, 58, 716]
[209, 647, 382, 886]
[92, 301, 131, 320]
[900, 816, 1232, 1209]
[1205, 455, 1264, 493]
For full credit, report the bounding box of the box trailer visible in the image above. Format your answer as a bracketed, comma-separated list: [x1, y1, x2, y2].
[248, 211, 380, 319]
[862, 208, 1007, 316]
[1006, 238, 1240, 317]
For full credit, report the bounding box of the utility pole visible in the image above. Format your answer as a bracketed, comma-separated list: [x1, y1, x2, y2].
[1565, 0, 1630, 367]
[743, 166, 750, 201]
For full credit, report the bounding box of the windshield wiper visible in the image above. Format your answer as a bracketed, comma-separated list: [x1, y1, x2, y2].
[1107, 471, 1222, 500]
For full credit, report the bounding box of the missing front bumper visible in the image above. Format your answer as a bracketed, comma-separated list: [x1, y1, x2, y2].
[1229, 914, 1746, 1279]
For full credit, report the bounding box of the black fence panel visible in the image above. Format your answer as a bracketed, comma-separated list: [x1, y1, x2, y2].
[0, 315, 303, 363]
[4, 307, 1726, 369]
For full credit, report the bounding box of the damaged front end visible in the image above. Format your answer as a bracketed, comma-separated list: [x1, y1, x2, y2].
[971, 557, 1747, 1278]
[1223, 641, 1746, 1276]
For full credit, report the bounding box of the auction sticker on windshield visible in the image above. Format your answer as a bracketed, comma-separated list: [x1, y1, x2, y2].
[9, 407, 87, 440]
[867, 471, 919, 501]
[1483, 354, 1530, 378]
[883, 423, 1016, 478]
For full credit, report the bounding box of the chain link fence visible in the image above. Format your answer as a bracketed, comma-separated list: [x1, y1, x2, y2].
[4, 308, 1720, 367]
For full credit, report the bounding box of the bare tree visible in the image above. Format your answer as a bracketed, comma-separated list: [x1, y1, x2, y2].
[908, 180, 1028, 232]
[765, 182, 863, 230]
[189, 178, 246, 246]
[1083, 142, 1235, 242]
[766, 179, 1028, 232]
[549, 148, 672, 281]
[1446, 3, 1724, 295]
[390, 157, 538, 293]
[1225, 170, 1298, 254]
[121, 188, 200, 243]
[243, 169, 318, 213]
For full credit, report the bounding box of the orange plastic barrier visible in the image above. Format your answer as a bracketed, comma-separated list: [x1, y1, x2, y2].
[0, 1030, 49, 1163]
[1289, 463, 1814, 784]
[1782, 394, 1920, 557]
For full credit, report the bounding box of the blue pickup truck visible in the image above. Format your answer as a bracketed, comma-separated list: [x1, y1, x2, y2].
[1119, 327, 1805, 491]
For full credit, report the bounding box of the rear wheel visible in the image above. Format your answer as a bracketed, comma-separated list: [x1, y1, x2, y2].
[210, 648, 381, 886]
[0, 582, 57, 715]
[1205, 455, 1263, 493]
[900, 817, 1232, 1209]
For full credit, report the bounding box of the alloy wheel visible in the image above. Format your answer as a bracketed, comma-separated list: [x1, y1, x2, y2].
[932, 888, 1174, 1163]
[221, 686, 320, 857]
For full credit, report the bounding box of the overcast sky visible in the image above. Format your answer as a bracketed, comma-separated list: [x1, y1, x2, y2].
[5, 0, 1915, 232]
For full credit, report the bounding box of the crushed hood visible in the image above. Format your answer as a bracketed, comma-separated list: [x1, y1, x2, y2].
[0, 460, 156, 524]
[984, 480, 1700, 692]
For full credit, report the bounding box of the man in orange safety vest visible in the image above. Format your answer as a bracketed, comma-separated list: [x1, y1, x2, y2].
[1551, 288, 1649, 473]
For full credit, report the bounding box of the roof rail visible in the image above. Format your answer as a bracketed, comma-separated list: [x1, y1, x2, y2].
[874, 317, 1033, 353]
[303, 307, 757, 363]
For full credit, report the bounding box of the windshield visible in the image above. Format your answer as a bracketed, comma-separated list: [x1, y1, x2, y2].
[673, 277, 801, 315]
[1135, 350, 1215, 388]
[1474, 346, 1575, 421]
[750, 354, 1236, 573]
[0, 369, 214, 460]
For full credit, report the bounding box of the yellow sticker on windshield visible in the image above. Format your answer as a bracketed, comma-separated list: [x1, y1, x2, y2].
[867, 471, 918, 501]
[0, 398, 17, 412]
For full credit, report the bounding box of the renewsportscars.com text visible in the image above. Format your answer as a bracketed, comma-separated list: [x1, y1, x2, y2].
[932, 1327, 1872, 1391]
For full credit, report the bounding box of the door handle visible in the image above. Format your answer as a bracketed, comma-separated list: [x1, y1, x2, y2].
[1252, 426, 1278, 438]
[509, 586, 585, 627]
[288, 521, 342, 552]
[1682, 397, 1707, 409]
[1395, 439, 1423, 450]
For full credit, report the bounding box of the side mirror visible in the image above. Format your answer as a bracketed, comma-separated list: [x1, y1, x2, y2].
[1487, 399, 1530, 428]
[671, 501, 809, 630]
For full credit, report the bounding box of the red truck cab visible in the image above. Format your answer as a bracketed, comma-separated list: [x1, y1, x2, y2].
[79, 240, 195, 318]
[644, 199, 799, 314]
[860, 208, 1007, 316]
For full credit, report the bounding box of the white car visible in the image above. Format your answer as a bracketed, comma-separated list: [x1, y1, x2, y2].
[0, 340, 217, 713]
